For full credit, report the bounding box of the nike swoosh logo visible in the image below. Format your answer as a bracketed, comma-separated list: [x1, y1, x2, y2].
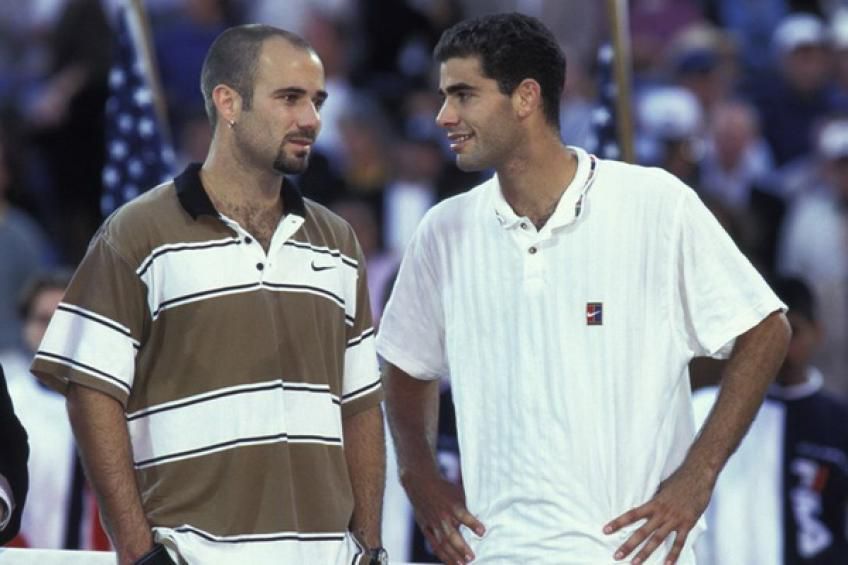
[587, 310, 600, 318]
[311, 261, 335, 272]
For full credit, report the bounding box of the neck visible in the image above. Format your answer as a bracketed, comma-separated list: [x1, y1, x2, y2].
[497, 140, 577, 229]
[202, 142, 283, 210]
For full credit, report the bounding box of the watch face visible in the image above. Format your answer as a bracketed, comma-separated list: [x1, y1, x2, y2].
[369, 548, 388, 565]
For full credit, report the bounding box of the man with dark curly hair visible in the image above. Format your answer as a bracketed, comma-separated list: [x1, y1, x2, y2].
[379, 12, 791, 564]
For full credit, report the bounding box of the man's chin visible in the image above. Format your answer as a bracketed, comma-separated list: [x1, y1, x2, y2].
[455, 155, 487, 173]
[273, 156, 310, 175]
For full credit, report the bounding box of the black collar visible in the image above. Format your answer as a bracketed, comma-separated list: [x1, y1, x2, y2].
[175, 163, 306, 220]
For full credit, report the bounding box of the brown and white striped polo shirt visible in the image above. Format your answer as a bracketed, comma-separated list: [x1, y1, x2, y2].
[32, 164, 382, 563]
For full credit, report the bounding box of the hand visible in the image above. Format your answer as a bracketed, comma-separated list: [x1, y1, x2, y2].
[401, 471, 485, 564]
[603, 464, 714, 564]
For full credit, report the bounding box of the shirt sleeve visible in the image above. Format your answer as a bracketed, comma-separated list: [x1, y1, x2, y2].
[673, 186, 786, 358]
[0, 474, 13, 531]
[30, 234, 149, 407]
[376, 212, 447, 380]
[341, 235, 383, 418]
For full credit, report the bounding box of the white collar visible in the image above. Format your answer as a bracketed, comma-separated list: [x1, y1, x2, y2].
[490, 146, 597, 233]
[767, 367, 824, 400]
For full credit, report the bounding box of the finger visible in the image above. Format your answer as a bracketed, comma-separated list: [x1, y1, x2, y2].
[453, 505, 486, 536]
[604, 504, 651, 534]
[631, 524, 676, 565]
[423, 526, 462, 565]
[442, 520, 476, 563]
[663, 526, 691, 565]
[426, 522, 469, 565]
[434, 536, 469, 563]
[613, 517, 661, 560]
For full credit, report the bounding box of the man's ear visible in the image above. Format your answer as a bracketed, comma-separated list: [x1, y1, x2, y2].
[212, 84, 242, 127]
[512, 78, 542, 120]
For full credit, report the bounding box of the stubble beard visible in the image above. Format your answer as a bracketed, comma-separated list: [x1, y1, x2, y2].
[273, 145, 310, 175]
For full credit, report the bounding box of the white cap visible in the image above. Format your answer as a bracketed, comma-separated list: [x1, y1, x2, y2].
[818, 120, 848, 160]
[773, 13, 829, 54]
[638, 87, 702, 140]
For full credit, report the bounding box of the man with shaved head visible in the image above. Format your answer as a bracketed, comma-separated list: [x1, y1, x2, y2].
[31, 25, 387, 565]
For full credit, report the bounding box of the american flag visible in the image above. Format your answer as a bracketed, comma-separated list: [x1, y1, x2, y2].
[585, 43, 622, 161]
[101, 6, 175, 216]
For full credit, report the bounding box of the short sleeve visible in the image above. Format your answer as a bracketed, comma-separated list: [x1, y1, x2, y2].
[674, 187, 785, 358]
[341, 235, 383, 417]
[30, 234, 149, 406]
[376, 212, 447, 380]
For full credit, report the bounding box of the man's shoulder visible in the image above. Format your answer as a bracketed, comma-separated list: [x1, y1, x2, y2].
[93, 180, 199, 266]
[420, 177, 493, 230]
[595, 158, 690, 197]
[102, 180, 180, 236]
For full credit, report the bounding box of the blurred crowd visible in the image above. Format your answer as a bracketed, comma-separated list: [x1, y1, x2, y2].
[1, 0, 848, 559]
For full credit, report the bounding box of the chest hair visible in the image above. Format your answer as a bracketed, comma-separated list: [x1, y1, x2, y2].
[217, 201, 282, 252]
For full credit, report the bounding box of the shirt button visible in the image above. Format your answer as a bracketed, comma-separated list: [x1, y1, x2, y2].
[528, 246, 537, 254]
[244, 236, 253, 244]
[520, 222, 528, 230]
[256, 263, 264, 271]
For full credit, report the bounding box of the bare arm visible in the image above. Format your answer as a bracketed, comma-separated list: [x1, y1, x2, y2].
[343, 403, 386, 550]
[67, 384, 153, 564]
[606, 310, 791, 564]
[385, 364, 484, 565]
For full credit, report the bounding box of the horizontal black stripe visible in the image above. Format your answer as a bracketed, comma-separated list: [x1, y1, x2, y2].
[137, 238, 241, 277]
[346, 327, 375, 348]
[341, 377, 381, 401]
[262, 282, 345, 307]
[57, 304, 135, 340]
[135, 432, 342, 467]
[128, 381, 336, 421]
[153, 282, 261, 317]
[36, 351, 131, 394]
[174, 524, 346, 544]
[284, 240, 357, 268]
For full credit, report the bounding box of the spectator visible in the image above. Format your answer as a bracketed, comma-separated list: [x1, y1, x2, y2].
[693, 276, 848, 563]
[0, 128, 53, 351]
[0, 270, 107, 550]
[637, 85, 704, 187]
[749, 12, 846, 166]
[23, 0, 112, 264]
[778, 117, 848, 397]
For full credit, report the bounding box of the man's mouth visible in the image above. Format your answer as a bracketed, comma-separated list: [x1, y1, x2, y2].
[286, 138, 314, 147]
[447, 132, 474, 150]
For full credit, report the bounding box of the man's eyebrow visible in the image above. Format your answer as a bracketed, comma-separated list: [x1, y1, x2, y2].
[439, 82, 476, 96]
[272, 87, 329, 101]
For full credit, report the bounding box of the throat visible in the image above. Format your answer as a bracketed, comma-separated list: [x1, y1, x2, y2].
[527, 201, 559, 230]
[506, 192, 562, 230]
[213, 198, 283, 252]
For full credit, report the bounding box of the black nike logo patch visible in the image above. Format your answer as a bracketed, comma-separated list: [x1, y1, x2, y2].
[311, 261, 335, 272]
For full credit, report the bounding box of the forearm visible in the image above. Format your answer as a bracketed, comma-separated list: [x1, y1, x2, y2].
[384, 364, 442, 484]
[343, 404, 386, 548]
[685, 311, 791, 479]
[67, 384, 152, 563]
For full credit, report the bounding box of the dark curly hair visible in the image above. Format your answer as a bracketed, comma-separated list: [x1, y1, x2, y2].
[433, 12, 566, 131]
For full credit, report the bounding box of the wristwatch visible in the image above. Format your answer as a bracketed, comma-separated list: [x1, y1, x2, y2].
[365, 547, 389, 565]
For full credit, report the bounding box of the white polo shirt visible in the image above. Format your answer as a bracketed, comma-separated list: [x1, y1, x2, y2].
[377, 147, 785, 564]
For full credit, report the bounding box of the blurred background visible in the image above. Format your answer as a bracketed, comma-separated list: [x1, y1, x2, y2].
[1, 0, 848, 561]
